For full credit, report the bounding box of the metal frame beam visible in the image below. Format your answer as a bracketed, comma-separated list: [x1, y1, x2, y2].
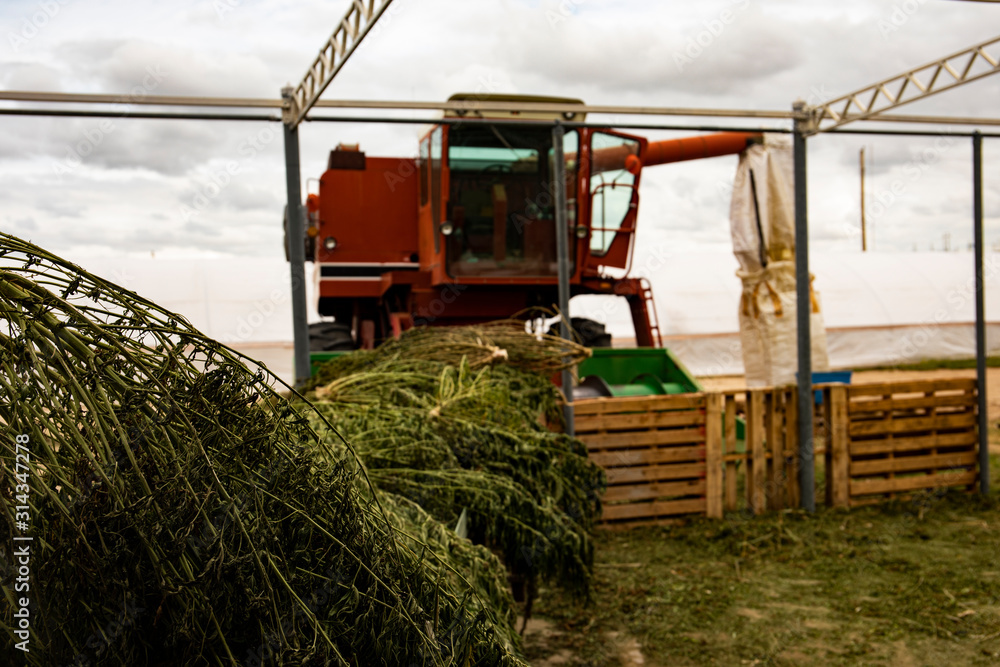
[809, 34, 1000, 134]
[552, 123, 575, 436]
[973, 132, 989, 495]
[0, 91, 282, 107]
[795, 34, 1000, 504]
[281, 88, 312, 387]
[793, 101, 815, 512]
[286, 0, 397, 127]
[7, 90, 1000, 128]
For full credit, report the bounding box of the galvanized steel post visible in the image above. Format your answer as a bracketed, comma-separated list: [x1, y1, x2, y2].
[974, 131, 989, 495]
[793, 101, 815, 512]
[282, 87, 312, 388]
[552, 122, 575, 436]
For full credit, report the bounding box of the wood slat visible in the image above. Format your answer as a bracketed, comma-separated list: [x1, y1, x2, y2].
[848, 379, 976, 398]
[767, 391, 784, 511]
[705, 394, 723, 519]
[785, 389, 800, 509]
[829, 386, 850, 508]
[602, 479, 706, 502]
[849, 392, 975, 414]
[748, 390, 767, 514]
[573, 394, 706, 416]
[724, 394, 738, 512]
[850, 450, 977, 476]
[822, 385, 834, 507]
[604, 461, 707, 485]
[575, 409, 705, 434]
[579, 428, 704, 451]
[601, 497, 707, 521]
[848, 411, 976, 437]
[850, 470, 977, 496]
[850, 430, 977, 456]
[590, 448, 704, 469]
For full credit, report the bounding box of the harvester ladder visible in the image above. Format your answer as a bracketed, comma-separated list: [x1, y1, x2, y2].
[639, 277, 663, 348]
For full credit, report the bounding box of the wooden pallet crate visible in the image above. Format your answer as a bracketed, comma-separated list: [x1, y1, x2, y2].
[574, 393, 720, 526]
[828, 380, 979, 507]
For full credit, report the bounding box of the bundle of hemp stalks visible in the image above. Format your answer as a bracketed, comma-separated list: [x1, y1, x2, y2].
[0, 232, 525, 666]
[301, 323, 606, 603]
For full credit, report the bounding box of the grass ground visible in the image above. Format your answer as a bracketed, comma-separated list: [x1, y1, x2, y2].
[523, 445, 1000, 666]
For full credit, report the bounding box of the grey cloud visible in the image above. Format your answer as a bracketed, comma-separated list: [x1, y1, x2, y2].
[55, 39, 278, 98]
[36, 199, 84, 219]
[11, 216, 37, 231]
[223, 183, 281, 212]
[60, 119, 232, 175]
[0, 115, 235, 176]
[502, 5, 802, 96]
[0, 61, 63, 90]
[3, 0, 1000, 261]
[183, 220, 221, 237]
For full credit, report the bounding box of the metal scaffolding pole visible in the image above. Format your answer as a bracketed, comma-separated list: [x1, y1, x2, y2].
[793, 101, 815, 512]
[281, 87, 312, 388]
[552, 122, 575, 436]
[973, 131, 990, 495]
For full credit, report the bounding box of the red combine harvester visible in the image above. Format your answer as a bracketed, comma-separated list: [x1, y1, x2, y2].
[295, 94, 759, 352]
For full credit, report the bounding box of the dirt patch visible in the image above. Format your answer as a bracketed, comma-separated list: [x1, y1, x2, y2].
[763, 602, 830, 615]
[606, 631, 648, 666]
[734, 607, 765, 620]
[523, 615, 654, 666]
[802, 618, 837, 631]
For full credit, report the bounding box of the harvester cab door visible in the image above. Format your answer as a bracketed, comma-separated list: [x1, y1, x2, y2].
[584, 130, 644, 272]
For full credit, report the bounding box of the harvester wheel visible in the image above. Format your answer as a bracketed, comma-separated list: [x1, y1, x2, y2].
[309, 321, 354, 351]
[548, 317, 612, 348]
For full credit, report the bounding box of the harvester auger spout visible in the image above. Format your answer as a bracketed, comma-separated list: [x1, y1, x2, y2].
[588, 131, 762, 174]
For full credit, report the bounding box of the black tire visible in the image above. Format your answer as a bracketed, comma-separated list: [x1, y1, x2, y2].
[548, 317, 613, 348]
[309, 321, 354, 351]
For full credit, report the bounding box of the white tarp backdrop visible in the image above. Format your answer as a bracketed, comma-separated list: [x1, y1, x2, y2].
[64, 251, 1000, 385]
[574, 250, 1000, 376]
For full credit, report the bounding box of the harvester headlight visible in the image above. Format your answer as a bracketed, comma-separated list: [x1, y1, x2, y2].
[574, 225, 589, 239]
[323, 236, 338, 251]
[440, 221, 455, 236]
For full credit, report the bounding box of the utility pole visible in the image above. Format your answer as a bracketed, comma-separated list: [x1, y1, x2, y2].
[860, 147, 867, 252]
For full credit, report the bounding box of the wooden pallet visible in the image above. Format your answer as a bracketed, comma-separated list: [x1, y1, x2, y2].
[717, 387, 800, 516]
[828, 380, 979, 507]
[574, 394, 719, 526]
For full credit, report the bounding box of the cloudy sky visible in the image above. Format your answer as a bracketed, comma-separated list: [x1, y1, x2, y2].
[2, 0, 1000, 266]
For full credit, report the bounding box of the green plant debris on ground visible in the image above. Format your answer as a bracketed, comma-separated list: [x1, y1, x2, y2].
[526, 466, 1000, 666]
